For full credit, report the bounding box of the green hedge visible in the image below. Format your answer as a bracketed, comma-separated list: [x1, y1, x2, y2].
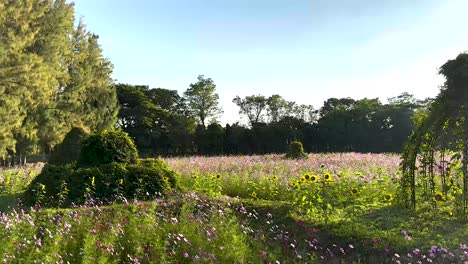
[49, 127, 89, 165]
[24, 159, 178, 207]
[285, 140, 308, 159]
[78, 130, 138, 167]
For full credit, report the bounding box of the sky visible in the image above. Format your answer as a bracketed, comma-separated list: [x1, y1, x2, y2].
[73, 0, 468, 125]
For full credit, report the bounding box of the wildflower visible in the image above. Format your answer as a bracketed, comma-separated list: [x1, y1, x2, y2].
[309, 174, 318, 183]
[304, 174, 311, 180]
[350, 187, 358, 195]
[91, 176, 95, 187]
[40, 184, 46, 191]
[272, 175, 278, 181]
[216, 174, 221, 180]
[432, 191, 444, 202]
[323, 172, 333, 182]
[119, 179, 124, 185]
[383, 193, 393, 202]
[183, 252, 189, 258]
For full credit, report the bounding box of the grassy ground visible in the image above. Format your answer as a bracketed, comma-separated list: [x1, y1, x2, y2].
[0, 154, 467, 263]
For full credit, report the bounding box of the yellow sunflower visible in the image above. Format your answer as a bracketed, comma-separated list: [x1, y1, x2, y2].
[309, 174, 318, 183]
[383, 193, 393, 202]
[323, 172, 333, 182]
[432, 191, 445, 202]
[351, 187, 359, 195]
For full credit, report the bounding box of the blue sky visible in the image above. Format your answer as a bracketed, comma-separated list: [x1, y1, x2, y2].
[73, 0, 468, 125]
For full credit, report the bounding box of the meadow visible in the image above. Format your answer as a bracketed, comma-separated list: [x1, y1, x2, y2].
[0, 153, 467, 263]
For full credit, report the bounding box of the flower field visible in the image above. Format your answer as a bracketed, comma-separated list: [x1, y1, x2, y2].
[0, 154, 467, 263]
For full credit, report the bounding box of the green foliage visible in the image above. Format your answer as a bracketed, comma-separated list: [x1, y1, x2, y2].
[115, 84, 196, 156]
[401, 53, 468, 218]
[23, 164, 74, 206]
[48, 127, 89, 165]
[0, 195, 270, 263]
[79, 130, 138, 167]
[233, 95, 268, 125]
[24, 159, 178, 207]
[285, 140, 308, 159]
[0, 1, 117, 159]
[184, 75, 222, 127]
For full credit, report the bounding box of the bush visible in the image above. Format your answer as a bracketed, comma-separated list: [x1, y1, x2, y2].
[285, 140, 308, 159]
[24, 159, 178, 207]
[49, 127, 89, 165]
[78, 130, 138, 167]
[23, 164, 74, 206]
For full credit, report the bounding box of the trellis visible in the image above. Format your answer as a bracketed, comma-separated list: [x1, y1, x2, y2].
[401, 53, 468, 220]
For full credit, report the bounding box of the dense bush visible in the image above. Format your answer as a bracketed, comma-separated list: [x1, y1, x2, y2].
[48, 127, 89, 165]
[285, 140, 308, 159]
[78, 130, 138, 167]
[24, 159, 178, 207]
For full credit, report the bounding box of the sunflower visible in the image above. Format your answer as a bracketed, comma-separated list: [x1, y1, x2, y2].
[309, 174, 318, 183]
[323, 172, 333, 182]
[216, 174, 221, 180]
[351, 187, 359, 195]
[272, 175, 278, 181]
[383, 193, 393, 202]
[304, 174, 311, 181]
[433, 191, 445, 202]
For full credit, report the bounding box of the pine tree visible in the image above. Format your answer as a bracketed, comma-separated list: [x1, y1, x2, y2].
[0, 0, 50, 159]
[16, 0, 75, 158]
[0, 0, 118, 161]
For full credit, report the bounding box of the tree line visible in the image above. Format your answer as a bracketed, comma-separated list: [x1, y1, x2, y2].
[117, 79, 430, 156]
[0, 0, 117, 165]
[0, 0, 432, 164]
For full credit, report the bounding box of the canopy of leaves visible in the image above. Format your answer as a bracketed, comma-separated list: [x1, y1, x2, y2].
[401, 53, 468, 216]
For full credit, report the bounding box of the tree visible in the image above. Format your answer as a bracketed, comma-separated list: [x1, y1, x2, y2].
[266, 95, 288, 123]
[0, 1, 118, 163]
[145, 88, 187, 115]
[0, 0, 51, 159]
[401, 53, 468, 216]
[232, 95, 268, 126]
[116, 84, 196, 155]
[184, 75, 222, 127]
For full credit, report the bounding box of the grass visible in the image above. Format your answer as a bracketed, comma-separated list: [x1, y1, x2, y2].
[0, 154, 467, 263]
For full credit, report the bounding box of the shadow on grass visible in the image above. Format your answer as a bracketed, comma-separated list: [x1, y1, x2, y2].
[0, 192, 23, 212]
[238, 199, 467, 263]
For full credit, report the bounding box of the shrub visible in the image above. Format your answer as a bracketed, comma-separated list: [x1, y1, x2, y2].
[23, 164, 74, 206]
[49, 127, 89, 165]
[24, 159, 178, 207]
[78, 130, 138, 167]
[285, 140, 308, 159]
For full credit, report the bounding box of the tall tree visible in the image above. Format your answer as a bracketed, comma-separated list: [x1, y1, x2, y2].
[40, 20, 118, 152]
[16, 0, 75, 159]
[0, 0, 51, 159]
[145, 88, 187, 115]
[232, 95, 268, 126]
[184, 75, 222, 127]
[266, 95, 288, 123]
